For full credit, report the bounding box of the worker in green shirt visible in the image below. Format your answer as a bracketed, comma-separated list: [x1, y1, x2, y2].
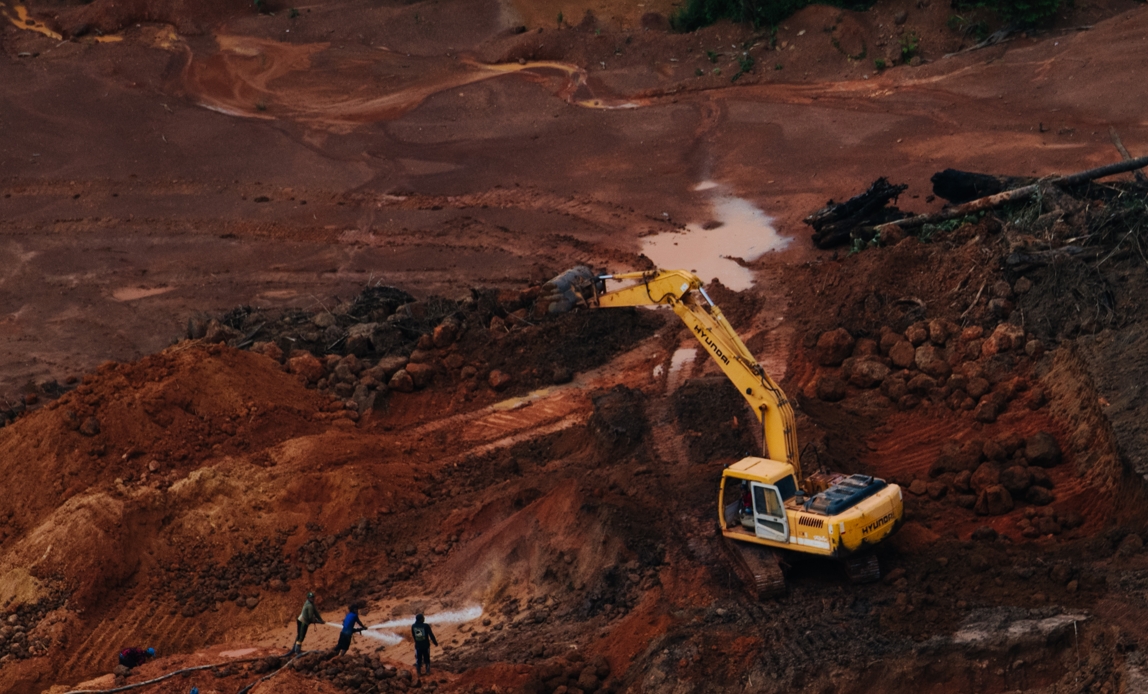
[292, 592, 325, 655]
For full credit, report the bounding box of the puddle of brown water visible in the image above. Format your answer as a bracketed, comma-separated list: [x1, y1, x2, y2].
[640, 182, 790, 291]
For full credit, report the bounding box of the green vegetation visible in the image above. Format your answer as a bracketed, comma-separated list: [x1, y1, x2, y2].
[557, 10, 564, 26]
[731, 52, 755, 81]
[255, 101, 268, 112]
[671, 0, 875, 32]
[706, 50, 720, 62]
[288, 7, 300, 18]
[874, 58, 886, 71]
[774, 62, 784, 70]
[899, 31, 919, 62]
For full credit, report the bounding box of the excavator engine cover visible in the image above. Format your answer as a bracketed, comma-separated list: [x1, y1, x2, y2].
[804, 474, 887, 515]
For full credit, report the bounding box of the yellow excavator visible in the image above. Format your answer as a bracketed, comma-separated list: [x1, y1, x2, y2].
[544, 267, 904, 597]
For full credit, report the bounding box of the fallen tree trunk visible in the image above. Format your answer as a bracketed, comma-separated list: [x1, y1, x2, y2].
[1108, 127, 1148, 184]
[931, 169, 1034, 204]
[804, 177, 908, 248]
[876, 155, 1148, 237]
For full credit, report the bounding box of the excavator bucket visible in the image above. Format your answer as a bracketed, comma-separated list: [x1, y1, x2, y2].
[540, 266, 603, 314]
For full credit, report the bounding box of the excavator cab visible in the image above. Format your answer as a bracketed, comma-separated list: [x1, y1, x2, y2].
[720, 458, 799, 544]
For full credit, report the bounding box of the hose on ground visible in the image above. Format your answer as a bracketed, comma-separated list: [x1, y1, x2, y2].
[62, 651, 312, 694]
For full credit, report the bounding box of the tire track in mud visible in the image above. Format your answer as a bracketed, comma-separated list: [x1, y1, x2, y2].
[63, 597, 192, 680]
[401, 339, 660, 465]
[866, 409, 1112, 537]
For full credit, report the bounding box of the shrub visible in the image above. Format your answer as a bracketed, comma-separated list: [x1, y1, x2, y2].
[900, 31, 919, 62]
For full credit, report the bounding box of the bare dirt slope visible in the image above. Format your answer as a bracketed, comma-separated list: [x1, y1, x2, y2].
[2, 0, 1148, 692]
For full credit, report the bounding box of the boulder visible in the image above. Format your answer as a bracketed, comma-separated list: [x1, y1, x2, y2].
[973, 397, 1001, 423]
[989, 298, 1014, 318]
[1025, 432, 1063, 468]
[879, 331, 903, 355]
[1029, 467, 1054, 489]
[816, 329, 855, 367]
[345, 323, 377, 356]
[1025, 486, 1054, 506]
[999, 466, 1032, 495]
[897, 394, 921, 410]
[489, 370, 513, 391]
[888, 340, 916, 369]
[953, 469, 972, 493]
[79, 416, 101, 437]
[926, 482, 948, 500]
[915, 344, 951, 379]
[992, 431, 1025, 455]
[204, 319, 242, 344]
[905, 322, 928, 346]
[253, 341, 284, 362]
[970, 462, 1001, 493]
[849, 361, 889, 389]
[406, 363, 435, 389]
[906, 373, 937, 394]
[982, 439, 1007, 462]
[881, 374, 909, 401]
[433, 319, 461, 348]
[909, 479, 928, 496]
[853, 337, 879, 357]
[816, 376, 847, 402]
[974, 485, 1013, 516]
[287, 353, 325, 384]
[971, 526, 998, 541]
[388, 369, 415, 393]
[367, 356, 409, 381]
[928, 319, 954, 346]
[1118, 533, 1143, 556]
[960, 325, 984, 342]
[333, 363, 355, 384]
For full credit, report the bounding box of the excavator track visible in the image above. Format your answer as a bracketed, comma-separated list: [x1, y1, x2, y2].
[844, 553, 881, 584]
[724, 539, 786, 599]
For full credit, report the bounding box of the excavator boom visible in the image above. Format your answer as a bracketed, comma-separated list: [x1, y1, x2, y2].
[595, 270, 801, 479]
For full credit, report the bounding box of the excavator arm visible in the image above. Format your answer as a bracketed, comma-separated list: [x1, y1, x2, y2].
[591, 269, 801, 480]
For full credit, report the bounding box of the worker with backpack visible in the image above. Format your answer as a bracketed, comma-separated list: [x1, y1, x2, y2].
[411, 614, 438, 676]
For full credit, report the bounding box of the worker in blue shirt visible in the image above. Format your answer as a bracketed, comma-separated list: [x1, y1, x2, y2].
[334, 603, 367, 656]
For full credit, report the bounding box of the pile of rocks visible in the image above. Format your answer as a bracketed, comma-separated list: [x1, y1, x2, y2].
[0, 598, 61, 663]
[908, 430, 1065, 517]
[0, 378, 74, 429]
[192, 285, 559, 418]
[521, 653, 616, 694]
[291, 652, 419, 692]
[812, 317, 1046, 421]
[1015, 506, 1084, 538]
[162, 536, 298, 618]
